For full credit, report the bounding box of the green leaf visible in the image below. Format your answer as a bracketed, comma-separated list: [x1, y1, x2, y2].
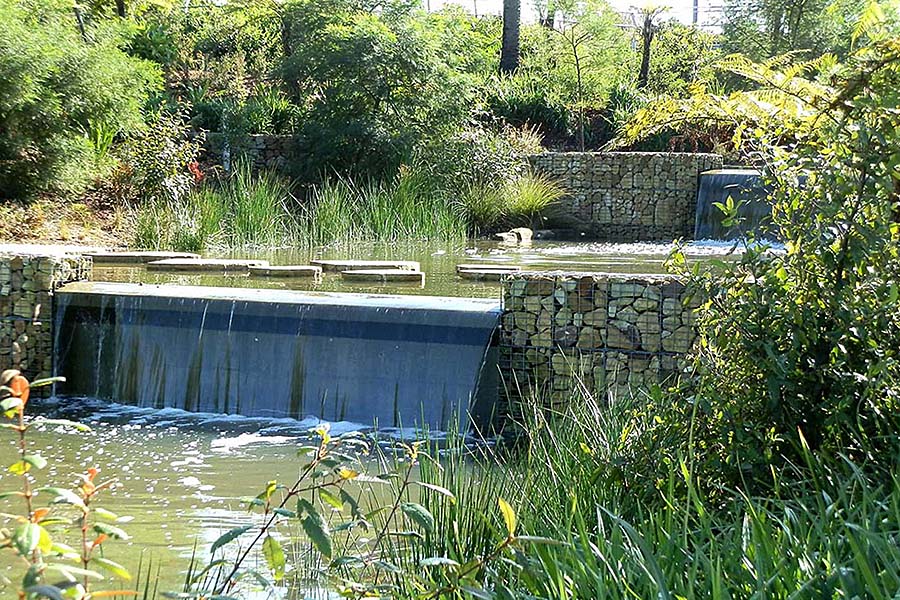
[45, 564, 104, 581]
[272, 508, 296, 518]
[94, 507, 119, 522]
[319, 488, 343, 511]
[460, 585, 494, 599]
[30, 376, 66, 388]
[515, 535, 566, 546]
[298, 499, 333, 559]
[415, 481, 456, 503]
[262, 535, 285, 582]
[210, 525, 253, 555]
[1, 397, 22, 412]
[24, 585, 66, 600]
[36, 525, 52, 554]
[93, 522, 130, 540]
[13, 522, 40, 556]
[39, 488, 86, 510]
[23, 454, 47, 470]
[498, 498, 516, 537]
[401, 502, 434, 535]
[93, 557, 132, 581]
[33, 418, 91, 432]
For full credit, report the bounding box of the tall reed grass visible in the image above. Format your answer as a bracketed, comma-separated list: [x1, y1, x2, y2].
[133, 161, 299, 251]
[371, 386, 900, 599]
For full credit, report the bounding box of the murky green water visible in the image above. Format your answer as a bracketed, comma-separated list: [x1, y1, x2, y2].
[0, 402, 392, 598]
[92, 240, 736, 298]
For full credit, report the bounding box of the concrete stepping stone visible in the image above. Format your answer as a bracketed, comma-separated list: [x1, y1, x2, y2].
[249, 265, 322, 278]
[88, 251, 201, 264]
[340, 269, 426, 285]
[311, 259, 420, 272]
[457, 264, 523, 281]
[146, 258, 269, 274]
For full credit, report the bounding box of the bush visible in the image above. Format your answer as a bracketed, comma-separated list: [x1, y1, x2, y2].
[484, 75, 570, 141]
[0, 1, 160, 198]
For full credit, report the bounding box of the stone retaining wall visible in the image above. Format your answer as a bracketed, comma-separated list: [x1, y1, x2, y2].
[205, 134, 295, 171]
[0, 252, 92, 388]
[529, 152, 723, 240]
[499, 272, 699, 417]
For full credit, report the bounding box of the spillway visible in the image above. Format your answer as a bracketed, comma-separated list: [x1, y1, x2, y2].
[694, 169, 770, 240]
[53, 282, 501, 430]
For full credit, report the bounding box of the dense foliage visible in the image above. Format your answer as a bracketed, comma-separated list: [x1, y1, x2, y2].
[0, 0, 159, 199]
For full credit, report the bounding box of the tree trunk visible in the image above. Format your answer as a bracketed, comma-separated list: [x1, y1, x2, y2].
[637, 14, 653, 88]
[115, 0, 126, 18]
[500, 0, 520, 73]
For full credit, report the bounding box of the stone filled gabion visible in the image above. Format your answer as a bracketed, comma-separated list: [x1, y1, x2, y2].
[529, 152, 723, 240]
[499, 272, 700, 418]
[206, 134, 294, 171]
[0, 254, 92, 392]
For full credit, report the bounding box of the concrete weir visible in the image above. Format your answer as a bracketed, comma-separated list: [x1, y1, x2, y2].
[54, 282, 501, 430]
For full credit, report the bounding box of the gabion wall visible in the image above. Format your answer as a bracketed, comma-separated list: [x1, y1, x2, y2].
[499, 272, 699, 418]
[529, 152, 723, 240]
[206, 134, 295, 171]
[0, 253, 92, 387]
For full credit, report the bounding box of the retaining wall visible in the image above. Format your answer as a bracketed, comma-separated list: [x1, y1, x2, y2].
[529, 152, 723, 240]
[205, 134, 295, 171]
[0, 251, 92, 387]
[498, 272, 699, 417]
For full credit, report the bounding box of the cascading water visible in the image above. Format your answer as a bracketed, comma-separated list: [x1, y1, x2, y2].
[694, 169, 770, 240]
[53, 282, 501, 430]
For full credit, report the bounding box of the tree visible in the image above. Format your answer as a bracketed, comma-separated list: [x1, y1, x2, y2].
[630, 3, 666, 88]
[500, 0, 521, 72]
[720, 0, 868, 60]
[619, 7, 900, 479]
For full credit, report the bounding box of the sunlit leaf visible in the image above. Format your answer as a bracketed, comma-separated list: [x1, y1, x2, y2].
[39, 488, 86, 510]
[92, 523, 129, 541]
[415, 481, 456, 503]
[319, 488, 343, 511]
[13, 522, 40, 556]
[262, 535, 285, 582]
[498, 498, 516, 537]
[93, 557, 132, 581]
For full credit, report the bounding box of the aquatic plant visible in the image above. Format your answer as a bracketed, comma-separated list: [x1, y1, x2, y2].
[0, 371, 135, 599]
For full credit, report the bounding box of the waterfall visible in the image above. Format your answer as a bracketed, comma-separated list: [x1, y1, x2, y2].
[53, 282, 501, 431]
[694, 169, 770, 240]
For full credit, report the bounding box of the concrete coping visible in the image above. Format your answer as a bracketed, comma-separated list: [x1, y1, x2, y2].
[311, 259, 420, 272]
[248, 265, 322, 278]
[145, 258, 270, 273]
[503, 271, 684, 282]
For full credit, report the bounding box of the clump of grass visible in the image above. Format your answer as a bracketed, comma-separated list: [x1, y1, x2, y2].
[502, 171, 565, 229]
[299, 168, 468, 245]
[132, 161, 298, 251]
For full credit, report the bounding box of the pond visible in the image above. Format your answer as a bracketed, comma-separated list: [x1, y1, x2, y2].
[92, 239, 741, 298]
[1, 399, 410, 599]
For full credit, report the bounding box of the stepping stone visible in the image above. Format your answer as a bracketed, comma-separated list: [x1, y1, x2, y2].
[456, 264, 522, 273]
[249, 265, 322, 278]
[88, 251, 201, 264]
[145, 258, 269, 274]
[311, 259, 420, 272]
[340, 269, 426, 284]
[457, 268, 522, 282]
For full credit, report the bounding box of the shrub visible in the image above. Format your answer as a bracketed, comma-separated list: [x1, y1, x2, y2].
[119, 106, 203, 204]
[0, 0, 160, 198]
[484, 75, 570, 140]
